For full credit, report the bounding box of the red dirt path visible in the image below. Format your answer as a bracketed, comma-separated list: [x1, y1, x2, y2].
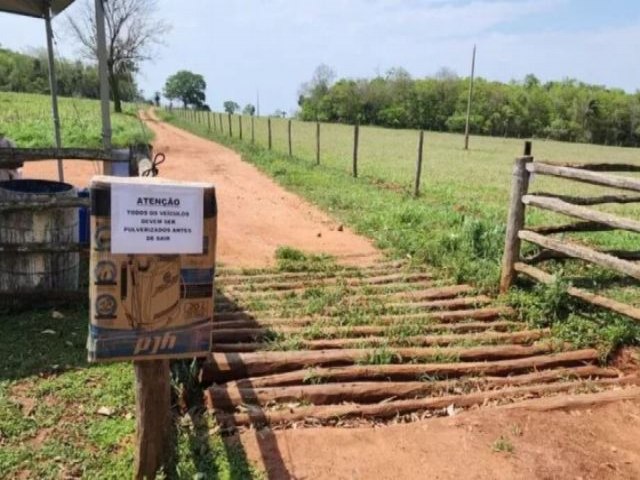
[240, 391, 640, 479]
[23, 111, 380, 268]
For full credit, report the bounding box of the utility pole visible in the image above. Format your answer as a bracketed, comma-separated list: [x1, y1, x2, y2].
[256, 89, 260, 117]
[464, 44, 476, 151]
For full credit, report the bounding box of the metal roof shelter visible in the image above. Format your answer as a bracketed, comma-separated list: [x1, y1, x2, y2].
[0, 0, 113, 179]
[0, 0, 74, 17]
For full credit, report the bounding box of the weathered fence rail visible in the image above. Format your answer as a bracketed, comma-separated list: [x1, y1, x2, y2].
[500, 155, 640, 321]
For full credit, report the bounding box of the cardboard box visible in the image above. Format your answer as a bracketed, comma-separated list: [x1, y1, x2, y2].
[87, 176, 217, 362]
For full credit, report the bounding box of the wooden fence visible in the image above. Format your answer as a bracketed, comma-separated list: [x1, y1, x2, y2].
[500, 154, 640, 321]
[170, 108, 428, 197]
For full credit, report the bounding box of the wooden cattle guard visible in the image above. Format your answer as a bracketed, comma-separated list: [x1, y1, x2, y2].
[88, 173, 217, 479]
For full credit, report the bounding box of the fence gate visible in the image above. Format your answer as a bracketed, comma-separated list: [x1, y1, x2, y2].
[500, 154, 640, 321]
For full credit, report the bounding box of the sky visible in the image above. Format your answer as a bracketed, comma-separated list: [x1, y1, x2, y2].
[0, 0, 639, 114]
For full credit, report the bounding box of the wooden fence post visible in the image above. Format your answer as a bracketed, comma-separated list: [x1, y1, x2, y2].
[239, 116, 243, 140]
[524, 140, 532, 156]
[251, 115, 255, 144]
[414, 130, 425, 197]
[316, 122, 320, 165]
[499, 155, 534, 293]
[228, 114, 233, 137]
[288, 120, 292, 156]
[267, 118, 272, 150]
[132, 154, 173, 480]
[219, 113, 223, 134]
[352, 124, 359, 177]
[134, 360, 172, 479]
[207, 112, 211, 133]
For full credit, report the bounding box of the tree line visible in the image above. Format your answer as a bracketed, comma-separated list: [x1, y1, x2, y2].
[0, 47, 138, 102]
[298, 65, 640, 147]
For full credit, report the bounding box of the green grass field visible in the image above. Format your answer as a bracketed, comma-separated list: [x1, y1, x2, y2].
[0, 91, 152, 148]
[175, 110, 640, 303]
[207, 112, 640, 213]
[163, 109, 640, 349]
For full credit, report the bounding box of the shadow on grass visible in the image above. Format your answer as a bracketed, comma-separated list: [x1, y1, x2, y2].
[0, 300, 90, 382]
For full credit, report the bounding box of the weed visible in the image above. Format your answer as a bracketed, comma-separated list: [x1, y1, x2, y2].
[275, 246, 336, 272]
[430, 349, 461, 363]
[358, 347, 399, 365]
[303, 368, 330, 385]
[492, 435, 515, 453]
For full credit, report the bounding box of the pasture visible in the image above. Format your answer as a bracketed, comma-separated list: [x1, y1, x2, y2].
[0, 91, 151, 148]
[166, 111, 640, 307]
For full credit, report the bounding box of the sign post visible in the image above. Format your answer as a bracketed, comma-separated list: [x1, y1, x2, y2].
[88, 174, 217, 478]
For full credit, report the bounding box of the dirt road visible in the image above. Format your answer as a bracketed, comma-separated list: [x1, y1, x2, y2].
[23, 112, 380, 267]
[240, 391, 640, 479]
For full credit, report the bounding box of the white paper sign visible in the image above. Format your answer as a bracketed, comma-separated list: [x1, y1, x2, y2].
[111, 182, 204, 254]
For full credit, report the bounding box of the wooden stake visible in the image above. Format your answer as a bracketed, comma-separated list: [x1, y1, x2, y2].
[316, 122, 320, 165]
[239, 116, 243, 140]
[524, 140, 532, 156]
[352, 124, 359, 177]
[219, 113, 223, 133]
[207, 111, 211, 133]
[288, 120, 293, 156]
[228, 113, 233, 137]
[134, 360, 172, 479]
[267, 118, 272, 150]
[414, 130, 425, 197]
[251, 115, 255, 144]
[499, 156, 533, 292]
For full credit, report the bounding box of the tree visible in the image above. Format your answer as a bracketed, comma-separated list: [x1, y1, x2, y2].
[223, 101, 240, 114]
[163, 70, 206, 108]
[298, 64, 336, 120]
[67, 0, 169, 113]
[243, 104, 256, 116]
